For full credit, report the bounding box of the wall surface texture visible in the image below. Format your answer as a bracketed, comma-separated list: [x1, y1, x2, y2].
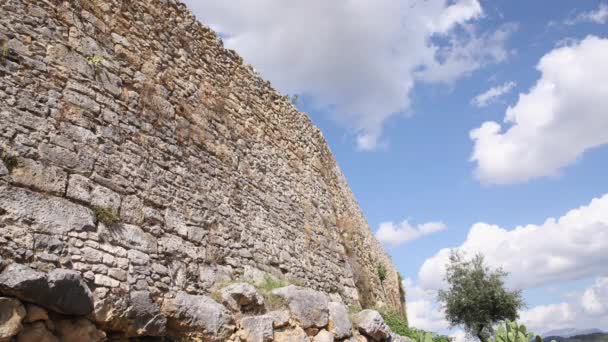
[0, 0, 404, 336]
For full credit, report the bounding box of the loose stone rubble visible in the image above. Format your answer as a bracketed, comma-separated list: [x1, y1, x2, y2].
[0, 0, 407, 339]
[0, 265, 411, 341]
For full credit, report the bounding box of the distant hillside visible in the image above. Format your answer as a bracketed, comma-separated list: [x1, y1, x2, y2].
[544, 332, 608, 342]
[544, 329, 604, 338]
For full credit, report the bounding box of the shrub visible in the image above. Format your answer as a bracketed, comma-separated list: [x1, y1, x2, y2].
[93, 206, 120, 225]
[1, 154, 18, 172]
[378, 307, 409, 337]
[377, 264, 387, 283]
[252, 275, 289, 310]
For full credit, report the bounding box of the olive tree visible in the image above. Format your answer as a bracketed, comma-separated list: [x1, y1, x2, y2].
[438, 251, 524, 341]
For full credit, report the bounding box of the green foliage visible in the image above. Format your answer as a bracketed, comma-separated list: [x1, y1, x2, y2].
[1, 45, 8, 58]
[378, 308, 450, 342]
[93, 206, 120, 225]
[252, 275, 288, 310]
[398, 272, 406, 303]
[438, 251, 525, 341]
[1, 154, 18, 172]
[379, 307, 409, 336]
[86, 55, 104, 67]
[377, 264, 388, 283]
[487, 321, 556, 342]
[490, 320, 534, 342]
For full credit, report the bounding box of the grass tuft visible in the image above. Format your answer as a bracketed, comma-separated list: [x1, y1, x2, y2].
[93, 206, 120, 225]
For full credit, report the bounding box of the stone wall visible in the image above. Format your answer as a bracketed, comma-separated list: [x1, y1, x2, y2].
[0, 0, 404, 331]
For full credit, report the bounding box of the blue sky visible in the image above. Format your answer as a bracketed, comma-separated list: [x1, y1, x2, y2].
[185, 0, 608, 337]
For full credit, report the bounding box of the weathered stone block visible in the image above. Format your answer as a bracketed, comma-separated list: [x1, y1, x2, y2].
[67, 174, 121, 211]
[9, 158, 67, 195]
[0, 297, 26, 341]
[271, 285, 329, 329]
[0, 264, 94, 316]
[0, 185, 95, 234]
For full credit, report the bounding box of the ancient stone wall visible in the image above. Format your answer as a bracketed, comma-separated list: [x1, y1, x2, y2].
[0, 0, 404, 331]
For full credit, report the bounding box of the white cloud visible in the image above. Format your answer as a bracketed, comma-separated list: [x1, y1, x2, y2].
[569, 3, 608, 25]
[582, 277, 608, 316]
[520, 277, 608, 334]
[470, 36, 608, 184]
[520, 303, 576, 334]
[419, 193, 608, 291]
[471, 81, 516, 107]
[376, 220, 447, 246]
[184, 0, 513, 150]
[403, 278, 451, 332]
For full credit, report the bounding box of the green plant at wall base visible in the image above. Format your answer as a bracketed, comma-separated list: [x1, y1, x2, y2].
[1, 154, 18, 172]
[93, 206, 120, 225]
[86, 55, 104, 67]
[379, 307, 409, 336]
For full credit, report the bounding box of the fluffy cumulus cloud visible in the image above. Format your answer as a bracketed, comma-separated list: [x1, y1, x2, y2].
[403, 277, 451, 332]
[470, 36, 608, 184]
[376, 220, 447, 246]
[418, 193, 608, 291]
[184, 0, 513, 150]
[407, 192, 608, 335]
[471, 81, 516, 107]
[581, 277, 608, 316]
[520, 278, 608, 334]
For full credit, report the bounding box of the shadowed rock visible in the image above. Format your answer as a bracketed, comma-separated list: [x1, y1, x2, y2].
[220, 282, 265, 313]
[0, 264, 93, 316]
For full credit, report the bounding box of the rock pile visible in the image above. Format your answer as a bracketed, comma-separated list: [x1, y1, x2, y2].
[0, 263, 411, 341]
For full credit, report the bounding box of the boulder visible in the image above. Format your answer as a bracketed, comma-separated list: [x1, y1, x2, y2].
[55, 318, 105, 342]
[238, 315, 274, 342]
[126, 291, 167, 336]
[0, 297, 26, 341]
[267, 309, 290, 328]
[314, 329, 334, 342]
[161, 291, 233, 339]
[274, 327, 309, 342]
[0, 264, 93, 316]
[23, 304, 48, 323]
[328, 301, 352, 339]
[220, 282, 264, 312]
[352, 310, 390, 341]
[16, 322, 58, 342]
[271, 285, 329, 329]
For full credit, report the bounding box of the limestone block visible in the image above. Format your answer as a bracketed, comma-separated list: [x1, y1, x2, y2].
[67, 174, 121, 211]
[55, 318, 105, 342]
[0, 185, 95, 234]
[8, 158, 67, 195]
[314, 329, 334, 342]
[220, 282, 264, 313]
[15, 321, 58, 342]
[274, 327, 309, 342]
[161, 291, 233, 339]
[271, 285, 329, 329]
[0, 264, 94, 316]
[0, 297, 26, 341]
[328, 301, 352, 339]
[351, 310, 390, 342]
[238, 315, 274, 342]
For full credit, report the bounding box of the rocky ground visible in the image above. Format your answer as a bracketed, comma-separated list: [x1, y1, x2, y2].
[0, 261, 411, 341]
